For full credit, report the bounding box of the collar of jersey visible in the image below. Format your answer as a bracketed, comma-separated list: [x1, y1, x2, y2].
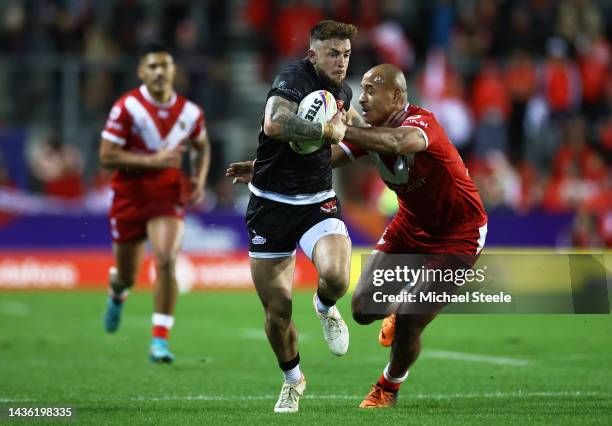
[139, 85, 177, 108]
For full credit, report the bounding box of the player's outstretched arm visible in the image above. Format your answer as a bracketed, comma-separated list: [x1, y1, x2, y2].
[189, 133, 210, 205]
[263, 96, 344, 143]
[99, 138, 183, 170]
[342, 125, 426, 156]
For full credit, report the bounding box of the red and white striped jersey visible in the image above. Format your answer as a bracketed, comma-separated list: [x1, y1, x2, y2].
[101, 85, 206, 201]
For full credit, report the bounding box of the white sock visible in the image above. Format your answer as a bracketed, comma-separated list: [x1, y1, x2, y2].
[283, 364, 302, 384]
[152, 313, 175, 329]
[383, 363, 409, 384]
[315, 294, 331, 315]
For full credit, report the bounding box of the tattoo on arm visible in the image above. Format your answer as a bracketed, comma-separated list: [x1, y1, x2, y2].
[265, 96, 323, 142]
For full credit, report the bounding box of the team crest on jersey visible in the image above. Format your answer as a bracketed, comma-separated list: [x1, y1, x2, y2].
[320, 199, 338, 214]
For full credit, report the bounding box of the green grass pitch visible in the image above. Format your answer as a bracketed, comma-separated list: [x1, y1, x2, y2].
[0, 291, 610, 425]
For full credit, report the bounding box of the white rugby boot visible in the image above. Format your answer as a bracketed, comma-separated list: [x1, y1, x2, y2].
[274, 375, 306, 413]
[313, 293, 349, 356]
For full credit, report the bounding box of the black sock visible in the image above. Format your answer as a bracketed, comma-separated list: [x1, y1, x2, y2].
[316, 289, 335, 308]
[278, 353, 300, 371]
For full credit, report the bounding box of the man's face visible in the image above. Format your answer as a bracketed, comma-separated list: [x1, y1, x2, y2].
[358, 72, 396, 126]
[309, 38, 351, 88]
[138, 52, 176, 95]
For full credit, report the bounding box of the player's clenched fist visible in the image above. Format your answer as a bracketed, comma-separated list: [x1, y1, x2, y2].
[322, 111, 346, 144]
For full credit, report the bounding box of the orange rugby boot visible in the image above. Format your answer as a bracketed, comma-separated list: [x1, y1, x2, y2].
[358, 383, 397, 408]
[378, 314, 396, 347]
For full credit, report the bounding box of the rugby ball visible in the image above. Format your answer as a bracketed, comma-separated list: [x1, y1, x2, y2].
[290, 90, 338, 154]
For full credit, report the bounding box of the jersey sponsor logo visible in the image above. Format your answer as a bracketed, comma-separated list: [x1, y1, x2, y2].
[386, 176, 427, 194]
[405, 115, 429, 128]
[109, 105, 122, 120]
[276, 82, 302, 99]
[251, 234, 266, 245]
[106, 120, 123, 131]
[320, 199, 338, 214]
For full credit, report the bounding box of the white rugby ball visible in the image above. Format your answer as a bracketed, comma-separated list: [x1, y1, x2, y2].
[290, 90, 338, 154]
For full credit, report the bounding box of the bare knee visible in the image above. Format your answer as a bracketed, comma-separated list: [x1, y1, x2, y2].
[319, 263, 350, 293]
[155, 253, 177, 275]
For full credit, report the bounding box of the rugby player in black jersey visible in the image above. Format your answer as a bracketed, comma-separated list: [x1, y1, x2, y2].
[227, 20, 366, 413]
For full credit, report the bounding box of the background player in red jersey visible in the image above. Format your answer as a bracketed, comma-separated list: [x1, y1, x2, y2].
[99, 42, 210, 363]
[331, 64, 488, 408]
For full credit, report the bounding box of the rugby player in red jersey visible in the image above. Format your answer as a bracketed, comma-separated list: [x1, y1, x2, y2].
[99, 42, 210, 363]
[333, 64, 487, 407]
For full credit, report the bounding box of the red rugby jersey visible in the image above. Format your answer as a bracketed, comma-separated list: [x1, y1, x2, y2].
[101, 85, 206, 200]
[340, 104, 487, 245]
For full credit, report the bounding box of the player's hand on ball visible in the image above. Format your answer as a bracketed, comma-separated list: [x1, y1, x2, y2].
[323, 111, 346, 144]
[226, 160, 254, 185]
[381, 109, 408, 128]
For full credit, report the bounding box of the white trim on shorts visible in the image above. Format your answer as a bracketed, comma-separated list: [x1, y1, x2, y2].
[299, 218, 349, 260]
[248, 250, 296, 259]
[248, 182, 336, 205]
[476, 223, 487, 254]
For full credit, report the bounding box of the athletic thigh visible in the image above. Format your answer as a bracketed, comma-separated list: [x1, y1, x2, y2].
[146, 216, 185, 265]
[311, 233, 351, 283]
[352, 251, 425, 320]
[251, 256, 296, 317]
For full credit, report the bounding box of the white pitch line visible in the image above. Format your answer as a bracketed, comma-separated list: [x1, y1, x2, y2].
[131, 390, 610, 402]
[423, 350, 531, 366]
[2, 391, 610, 404]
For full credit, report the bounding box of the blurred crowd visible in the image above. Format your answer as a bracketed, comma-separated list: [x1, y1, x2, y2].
[0, 0, 610, 246]
[245, 0, 612, 247]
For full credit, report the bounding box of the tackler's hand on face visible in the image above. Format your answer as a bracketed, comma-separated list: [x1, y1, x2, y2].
[323, 111, 347, 144]
[226, 160, 255, 185]
[381, 109, 409, 128]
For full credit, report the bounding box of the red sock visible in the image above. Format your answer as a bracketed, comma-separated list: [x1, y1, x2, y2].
[378, 373, 401, 392]
[152, 325, 169, 339]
